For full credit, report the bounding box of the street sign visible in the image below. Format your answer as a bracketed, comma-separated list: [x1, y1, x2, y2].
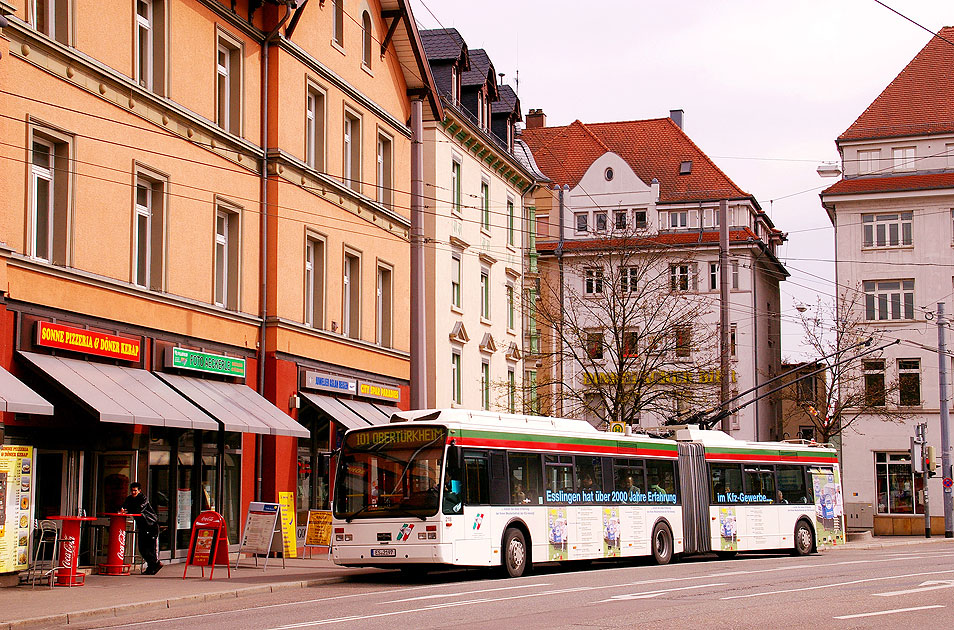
[944, 477, 953, 489]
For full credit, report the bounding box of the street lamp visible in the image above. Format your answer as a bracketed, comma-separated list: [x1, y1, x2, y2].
[816, 162, 842, 178]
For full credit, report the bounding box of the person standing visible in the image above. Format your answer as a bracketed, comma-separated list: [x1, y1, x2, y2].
[120, 482, 162, 575]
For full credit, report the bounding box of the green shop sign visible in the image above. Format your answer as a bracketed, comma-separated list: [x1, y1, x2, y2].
[168, 347, 246, 378]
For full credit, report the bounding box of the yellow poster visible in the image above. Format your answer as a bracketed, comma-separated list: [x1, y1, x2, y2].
[305, 510, 332, 547]
[278, 491, 297, 558]
[0, 445, 34, 573]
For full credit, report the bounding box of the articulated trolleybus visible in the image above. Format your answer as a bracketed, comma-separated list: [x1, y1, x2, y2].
[331, 409, 845, 577]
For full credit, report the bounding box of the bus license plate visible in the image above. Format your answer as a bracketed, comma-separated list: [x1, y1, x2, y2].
[371, 547, 396, 557]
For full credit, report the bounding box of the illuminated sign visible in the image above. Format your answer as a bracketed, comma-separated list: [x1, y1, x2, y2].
[302, 370, 356, 395]
[357, 380, 401, 403]
[583, 369, 737, 386]
[167, 348, 245, 379]
[36, 321, 140, 362]
[346, 427, 445, 450]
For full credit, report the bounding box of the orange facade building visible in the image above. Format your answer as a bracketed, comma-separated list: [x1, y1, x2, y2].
[0, 0, 437, 570]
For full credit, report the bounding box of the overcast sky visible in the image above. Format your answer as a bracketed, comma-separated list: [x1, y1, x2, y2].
[409, 0, 952, 361]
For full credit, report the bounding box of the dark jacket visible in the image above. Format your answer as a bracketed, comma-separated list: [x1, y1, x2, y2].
[121, 493, 159, 529]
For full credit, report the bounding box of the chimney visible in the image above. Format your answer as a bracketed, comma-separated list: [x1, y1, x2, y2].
[526, 108, 547, 129]
[669, 109, 684, 130]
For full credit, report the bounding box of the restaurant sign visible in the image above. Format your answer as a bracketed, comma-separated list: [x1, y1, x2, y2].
[167, 348, 246, 379]
[357, 380, 401, 403]
[583, 369, 737, 386]
[36, 321, 141, 362]
[301, 370, 357, 395]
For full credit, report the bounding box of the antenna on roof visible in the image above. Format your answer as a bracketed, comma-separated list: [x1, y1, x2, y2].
[515, 69, 519, 96]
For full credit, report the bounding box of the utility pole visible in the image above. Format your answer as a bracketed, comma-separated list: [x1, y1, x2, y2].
[556, 185, 567, 417]
[718, 200, 730, 432]
[409, 97, 427, 410]
[937, 303, 953, 537]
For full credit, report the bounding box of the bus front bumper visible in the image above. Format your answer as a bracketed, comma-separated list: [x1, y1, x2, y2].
[332, 542, 454, 567]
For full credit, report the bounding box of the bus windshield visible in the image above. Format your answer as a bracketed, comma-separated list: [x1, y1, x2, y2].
[333, 425, 447, 520]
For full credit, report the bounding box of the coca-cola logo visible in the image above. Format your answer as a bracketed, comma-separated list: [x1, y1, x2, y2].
[61, 536, 76, 567]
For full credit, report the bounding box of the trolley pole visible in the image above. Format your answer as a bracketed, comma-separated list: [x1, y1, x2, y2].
[937, 303, 953, 537]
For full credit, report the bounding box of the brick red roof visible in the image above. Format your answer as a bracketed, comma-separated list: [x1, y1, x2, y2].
[536, 228, 760, 253]
[521, 118, 750, 203]
[822, 172, 954, 196]
[839, 26, 954, 141]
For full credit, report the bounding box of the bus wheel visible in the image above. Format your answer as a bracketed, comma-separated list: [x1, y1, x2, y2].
[793, 520, 814, 556]
[503, 528, 528, 578]
[651, 523, 673, 565]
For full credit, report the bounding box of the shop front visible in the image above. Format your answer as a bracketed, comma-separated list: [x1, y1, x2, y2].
[294, 369, 402, 528]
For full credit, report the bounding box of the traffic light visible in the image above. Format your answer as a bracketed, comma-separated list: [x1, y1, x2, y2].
[910, 437, 924, 473]
[926, 445, 938, 477]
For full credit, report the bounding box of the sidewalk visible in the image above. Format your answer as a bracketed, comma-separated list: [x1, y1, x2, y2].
[0, 555, 383, 630]
[2, 537, 953, 630]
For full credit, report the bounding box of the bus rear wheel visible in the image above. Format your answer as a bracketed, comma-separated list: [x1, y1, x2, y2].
[793, 520, 814, 556]
[651, 523, 673, 565]
[503, 528, 528, 578]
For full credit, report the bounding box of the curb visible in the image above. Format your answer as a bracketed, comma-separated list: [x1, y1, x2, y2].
[834, 537, 954, 550]
[1, 575, 354, 630]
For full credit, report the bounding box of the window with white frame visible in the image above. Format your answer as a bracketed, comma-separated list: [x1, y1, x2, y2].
[376, 265, 392, 348]
[898, 358, 921, 406]
[480, 269, 490, 320]
[525, 369, 538, 413]
[864, 360, 886, 407]
[480, 181, 490, 231]
[450, 66, 459, 104]
[633, 210, 647, 229]
[214, 205, 240, 309]
[30, 132, 70, 265]
[620, 267, 638, 293]
[133, 173, 165, 291]
[508, 369, 516, 413]
[343, 112, 361, 192]
[507, 199, 515, 246]
[481, 361, 491, 410]
[216, 34, 242, 135]
[875, 452, 923, 514]
[857, 149, 880, 175]
[670, 263, 691, 291]
[731, 260, 739, 289]
[376, 133, 392, 208]
[361, 11, 372, 68]
[332, 0, 343, 47]
[864, 280, 914, 320]
[595, 212, 607, 232]
[862, 212, 912, 248]
[304, 235, 325, 328]
[343, 251, 361, 338]
[669, 211, 688, 229]
[135, 0, 164, 93]
[506, 283, 515, 330]
[892, 146, 915, 172]
[451, 159, 461, 213]
[584, 268, 603, 294]
[729, 324, 737, 358]
[947, 143, 954, 169]
[615, 211, 627, 231]
[306, 86, 325, 171]
[709, 262, 719, 291]
[477, 92, 485, 129]
[451, 253, 461, 308]
[451, 351, 462, 404]
[31, 0, 69, 43]
[575, 213, 588, 234]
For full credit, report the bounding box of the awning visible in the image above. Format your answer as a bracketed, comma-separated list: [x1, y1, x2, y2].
[19, 352, 218, 429]
[157, 373, 309, 438]
[0, 365, 54, 415]
[338, 398, 397, 426]
[299, 392, 368, 430]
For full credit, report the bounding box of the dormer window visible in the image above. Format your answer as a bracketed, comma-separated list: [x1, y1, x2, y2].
[450, 66, 459, 104]
[477, 92, 484, 127]
[679, 161, 692, 175]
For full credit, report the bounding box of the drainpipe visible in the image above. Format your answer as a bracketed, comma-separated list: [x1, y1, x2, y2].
[256, 5, 294, 502]
[555, 185, 567, 416]
[410, 97, 427, 409]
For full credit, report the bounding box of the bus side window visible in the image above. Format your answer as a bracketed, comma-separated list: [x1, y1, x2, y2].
[709, 463, 743, 504]
[575, 456, 603, 500]
[544, 455, 574, 497]
[508, 452, 543, 505]
[443, 446, 463, 515]
[646, 459, 678, 504]
[613, 458, 645, 503]
[776, 464, 809, 504]
[743, 466, 776, 504]
[463, 451, 490, 505]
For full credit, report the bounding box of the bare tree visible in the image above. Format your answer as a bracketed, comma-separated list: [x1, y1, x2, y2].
[782, 292, 907, 445]
[526, 230, 725, 428]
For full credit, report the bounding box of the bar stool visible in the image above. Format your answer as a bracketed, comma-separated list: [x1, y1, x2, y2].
[28, 520, 66, 589]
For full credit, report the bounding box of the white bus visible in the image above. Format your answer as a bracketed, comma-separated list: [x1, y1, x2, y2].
[331, 409, 844, 577]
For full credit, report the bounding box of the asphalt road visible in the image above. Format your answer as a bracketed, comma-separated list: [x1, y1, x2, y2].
[67, 542, 954, 630]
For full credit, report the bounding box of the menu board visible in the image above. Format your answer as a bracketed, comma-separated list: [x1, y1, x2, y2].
[0, 445, 34, 573]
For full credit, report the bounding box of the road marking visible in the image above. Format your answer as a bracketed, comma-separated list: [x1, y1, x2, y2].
[384, 582, 550, 603]
[721, 569, 954, 600]
[874, 580, 954, 597]
[834, 605, 944, 619]
[598, 583, 726, 601]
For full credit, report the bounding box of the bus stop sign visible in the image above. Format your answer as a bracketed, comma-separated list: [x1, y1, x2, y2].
[609, 422, 624, 433]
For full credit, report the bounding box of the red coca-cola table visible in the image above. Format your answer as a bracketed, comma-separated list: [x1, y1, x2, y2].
[98, 513, 140, 575]
[48, 516, 98, 586]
